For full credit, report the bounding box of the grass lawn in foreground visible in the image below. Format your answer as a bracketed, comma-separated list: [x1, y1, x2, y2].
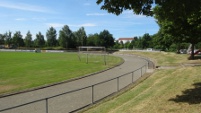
[82, 51, 201, 113]
[0, 52, 123, 95]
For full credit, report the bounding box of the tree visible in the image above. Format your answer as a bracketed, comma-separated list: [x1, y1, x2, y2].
[96, 0, 154, 16]
[141, 33, 152, 49]
[0, 34, 5, 45]
[97, 0, 201, 59]
[74, 27, 87, 46]
[125, 41, 131, 49]
[87, 33, 99, 46]
[99, 30, 115, 48]
[120, 40, 124, 49]
[4, 31, 12, 48]
[131, 37, 138, 49]
[154, 32, 174, 51]
[46, 27, 57, 47]
[35, 32, 45, 47]
[134, 37, 143, 49]
[153, 2, 201, 59]
[12, 31, 24, 48]
[59, 25, 73, 48]
[113, 40, 121, 49]
[24, 31, 32, 48]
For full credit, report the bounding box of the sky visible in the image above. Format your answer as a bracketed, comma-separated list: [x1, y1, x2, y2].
[0, 0, 159, 39]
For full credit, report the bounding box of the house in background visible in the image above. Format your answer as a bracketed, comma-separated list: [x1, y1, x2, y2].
[117, 38, 134, 44]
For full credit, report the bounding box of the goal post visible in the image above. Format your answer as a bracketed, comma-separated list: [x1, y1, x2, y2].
[78, 46, 107, 65]
[78, 46, 106, 53]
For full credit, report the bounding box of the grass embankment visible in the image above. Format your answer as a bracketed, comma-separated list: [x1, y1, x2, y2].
[118, 51, 191, 66]
[0, 52, 123, 95]
[82, 51, 201, 113]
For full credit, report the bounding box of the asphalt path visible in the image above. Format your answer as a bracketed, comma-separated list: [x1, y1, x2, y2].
[0, 54, 149, 113]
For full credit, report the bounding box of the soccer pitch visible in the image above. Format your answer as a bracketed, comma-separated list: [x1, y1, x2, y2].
[0, 52, 123, 95]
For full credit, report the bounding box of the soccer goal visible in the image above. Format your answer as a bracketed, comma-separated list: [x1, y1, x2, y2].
[78, 46, 108, 65]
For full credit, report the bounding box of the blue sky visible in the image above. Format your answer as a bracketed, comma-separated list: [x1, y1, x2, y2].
[0, 0, 159, 39]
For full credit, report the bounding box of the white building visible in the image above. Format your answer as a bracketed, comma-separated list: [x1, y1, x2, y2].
[117, 38, 134, 44]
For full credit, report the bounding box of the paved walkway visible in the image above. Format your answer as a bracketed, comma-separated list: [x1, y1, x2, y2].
[0, 54, 153, 113]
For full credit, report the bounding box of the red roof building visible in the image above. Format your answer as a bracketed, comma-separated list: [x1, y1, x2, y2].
[117, 38, 134, 44]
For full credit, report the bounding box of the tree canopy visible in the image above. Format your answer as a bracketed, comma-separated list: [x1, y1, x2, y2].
[46, 27, 57, 47]
[153, 1, 201, 58]
[87, 30, 114, 48]
[24, 31, 32, 48]
[4, 31, 12, 48]
[58, 25, 73, 48]
[35, 32, 45, 47]
[12, 31, 24, 47]
[74, 27, 87, 47]
[96, 0, 154, 16]
[97, 0, 201, 59]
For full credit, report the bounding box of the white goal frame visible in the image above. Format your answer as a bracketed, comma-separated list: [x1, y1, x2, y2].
[78, 46, 107, 65]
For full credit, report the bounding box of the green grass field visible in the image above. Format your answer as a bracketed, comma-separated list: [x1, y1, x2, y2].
[0, 52, 123, 95]
[82, 51, 201, 113]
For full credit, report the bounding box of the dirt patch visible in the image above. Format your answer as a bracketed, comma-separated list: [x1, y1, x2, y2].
[0, 85, 18, 94]
[181, 60, 201, 67]
[156, 66, 178, 69]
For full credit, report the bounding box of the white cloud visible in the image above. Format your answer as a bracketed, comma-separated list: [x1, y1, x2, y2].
[32, 18, 47, 21]
[0, 1, 52, 13]
[15, 18, 26, 21]
[122, 10, 147, 19]
[46, 23, 96, 28]
[69, 23, 96, 27]
[122, 10, 134, 14]
[86, 13, 108, 16]
[46, 23, 64, 28]
[81, 23, 96, 27]
[84, 3, 91, 6]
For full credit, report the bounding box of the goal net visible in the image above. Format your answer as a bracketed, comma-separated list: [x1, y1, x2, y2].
[78, 46, 106, 54]
[78, 46, 107, 65]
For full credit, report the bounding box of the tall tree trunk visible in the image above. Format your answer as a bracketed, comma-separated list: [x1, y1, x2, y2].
[176, 43, 181, 54]
[190, 43, 195, 60]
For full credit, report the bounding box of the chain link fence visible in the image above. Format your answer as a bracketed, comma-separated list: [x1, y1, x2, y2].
[0, 64, 150, 113]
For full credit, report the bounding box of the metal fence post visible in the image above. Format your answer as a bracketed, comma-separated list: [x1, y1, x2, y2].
[117, 77, 119, 91]
[92, 85, 94, 104]
[132, 71, 134, 83]
[145, 65, 147, 73]
[46, 98, 48, 113]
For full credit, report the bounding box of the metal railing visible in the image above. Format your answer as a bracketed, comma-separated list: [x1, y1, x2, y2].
[0, 64, 148, 113]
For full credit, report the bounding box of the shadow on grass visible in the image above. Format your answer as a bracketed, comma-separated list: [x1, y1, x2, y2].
[169, 82, 201, 104]
[194, 55, 201, 60]
[188, 55, 201, 60]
